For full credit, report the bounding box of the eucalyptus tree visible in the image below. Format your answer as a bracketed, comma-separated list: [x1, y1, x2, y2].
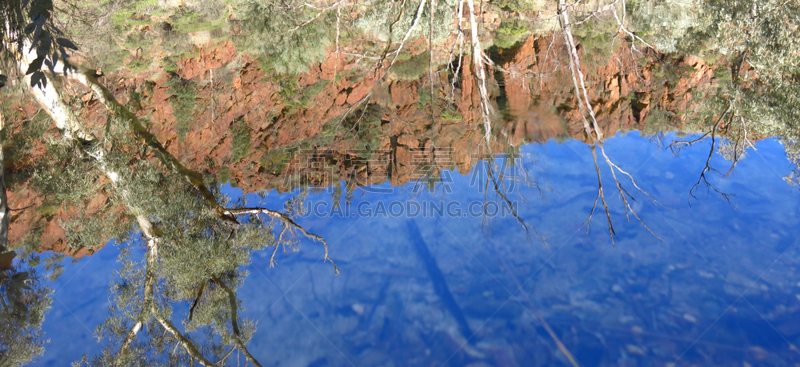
[665, 0, 800, 195]
[0, 2, 79, 364]
[17, 59, 338, 365]
[0, 3, 337, 364]
[1, 0, 80, 250]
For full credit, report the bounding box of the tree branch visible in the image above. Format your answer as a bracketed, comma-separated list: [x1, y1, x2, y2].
[223, 208, 338, 275]
[0, 87, 9, 250]
[466, 0, 495, 151]
[385, 0, 427, 76]
[155, 317, 215, 367]
[211, 276, 263, 367]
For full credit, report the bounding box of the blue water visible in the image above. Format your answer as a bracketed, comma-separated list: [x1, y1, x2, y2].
[31, 132, 800, 366]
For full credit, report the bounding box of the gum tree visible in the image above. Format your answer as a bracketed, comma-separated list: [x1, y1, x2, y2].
[2, 2, 338, 365]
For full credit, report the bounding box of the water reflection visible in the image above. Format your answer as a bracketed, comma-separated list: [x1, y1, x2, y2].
[24, 133, 800, 366]
[1, 0, 798, 365]
[0, 247, 52, 366]
[226, 134, 800, 366]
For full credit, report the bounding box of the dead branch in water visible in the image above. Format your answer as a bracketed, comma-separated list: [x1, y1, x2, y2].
[558, 0, 663, 244]
[466, 0, 495, 151]
[669, 103, 735, 205]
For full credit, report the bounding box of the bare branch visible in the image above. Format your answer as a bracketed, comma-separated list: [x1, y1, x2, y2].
[385, 0, 428, 76]
[285, 0, 346, 35]
[155, 317, 215, 367]
[115, 322, 142, 362]
[224, 208, 339, 275]
[687, 106, 735, 204]
[466, 0, 494, 150]
[558, 0, 603, 141]
[270, 227, 289, 268]
[599, 144, 664, 242]
[211, 276, 263, 367]
[484, 158, 546, 244]
[188, 281, 206, 322]
[446, 0, 465, 102]
[573, 0, 620, 25]
[611, 0, 655, 52]
[586, 145, 617, 244]
[0, 88, 8, 250]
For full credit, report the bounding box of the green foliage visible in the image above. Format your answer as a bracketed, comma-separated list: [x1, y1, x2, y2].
[440, 108, 463, 121]
[236, 0, 335, 74]
[43, 254, 65, 281]
[418, 87, 431, 109]
[259, 148, 293, 175]
[392, 51, 431, 80]
[168, 2, 229, 34]
[310, 104, 383, 155]
[355, 0, 461, 43]
[126, 58, 152, 73]
[0, 251, 53, 367]
[217, 165, 232, 184]
[628, 0, 701, 53]
[79, 154, 279, 365]
[26, 139, 133, 251]
[1, 107, 52, 187]
[303, 79, 329, 101]
[683, 0, 800, 86]
[493, 20, 529, 49]
[489, 0, 547, 13]
[280, 79, 330, 109]
[673, 0, 800, 144]
[572, 18, 617, 59]
[30, 141, 98, 208]
[107, 0, 161, 28]
[230, 119, 252, 163]
[164, 75, 197, 141]
[160, 55, 181, 73]
[0, 0, 79, 88]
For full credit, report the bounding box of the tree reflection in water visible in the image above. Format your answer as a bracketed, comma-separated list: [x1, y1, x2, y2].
[0, 0, 798, 365]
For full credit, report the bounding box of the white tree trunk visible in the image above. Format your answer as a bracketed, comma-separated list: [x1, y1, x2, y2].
[0, 90, 9, 249]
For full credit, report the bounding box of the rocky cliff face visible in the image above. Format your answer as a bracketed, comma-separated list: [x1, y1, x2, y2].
[3, 30, 723, 256]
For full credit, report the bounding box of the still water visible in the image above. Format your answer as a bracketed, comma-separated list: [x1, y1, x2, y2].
[33, 132, 800, 366]
[2, 0, 798, 364]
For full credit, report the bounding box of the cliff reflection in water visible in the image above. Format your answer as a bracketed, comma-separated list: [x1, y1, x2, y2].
[26, 132, 800, 366]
